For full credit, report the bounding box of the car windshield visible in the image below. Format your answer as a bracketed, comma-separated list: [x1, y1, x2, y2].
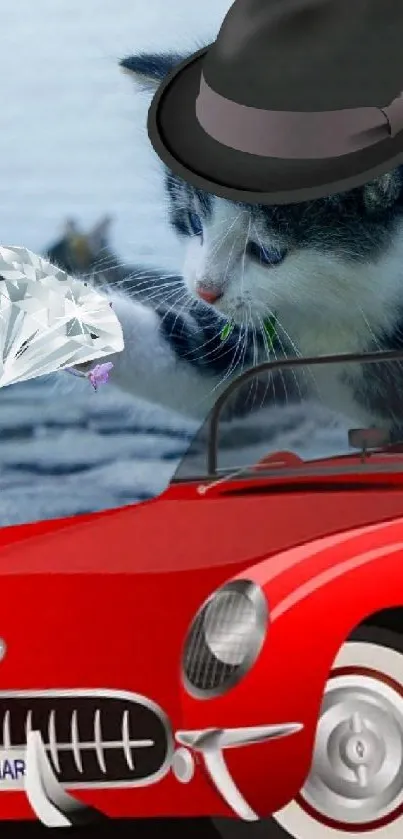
[173, 350, 403, 484]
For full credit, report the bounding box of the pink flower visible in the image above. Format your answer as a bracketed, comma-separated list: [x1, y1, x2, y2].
[87, 362, 114, 391]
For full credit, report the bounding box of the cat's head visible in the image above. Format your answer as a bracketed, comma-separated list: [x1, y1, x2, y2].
[121, 52, 403, 342]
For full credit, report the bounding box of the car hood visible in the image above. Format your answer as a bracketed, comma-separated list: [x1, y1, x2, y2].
[0, 489, 402, 709]
[1, 483, 403, 580]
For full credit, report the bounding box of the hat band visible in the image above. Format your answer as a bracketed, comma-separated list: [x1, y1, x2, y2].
[195, 75, 403, 159]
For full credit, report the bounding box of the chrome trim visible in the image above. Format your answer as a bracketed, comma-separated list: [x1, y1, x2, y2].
[175, 722, 303, 820]
[176, 723, 303, 750]
[203, 747, 258, 821]
[122, 710, 134, 771]
[94, 708, 106, 774]
[48, 710, 60, 773]
[25, 709, 32, 740]
[25, 730, 106, 828]
[172, 747, 195, 784]
[183, 579, 269, 699]
[71, 711, 83, 773]
[3, 710, 10, 750]
[0, 689, 173, 790]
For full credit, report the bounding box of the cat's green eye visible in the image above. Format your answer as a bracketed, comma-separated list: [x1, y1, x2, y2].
[220, 317, 277, 345]
[263, 316, 277, 349]
[220, 321, 234, 341]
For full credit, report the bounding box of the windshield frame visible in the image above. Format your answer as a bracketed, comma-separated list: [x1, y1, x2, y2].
[205, 348, 403, 477]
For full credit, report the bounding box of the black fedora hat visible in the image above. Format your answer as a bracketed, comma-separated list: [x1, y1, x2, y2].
[147, 0, 403, 205]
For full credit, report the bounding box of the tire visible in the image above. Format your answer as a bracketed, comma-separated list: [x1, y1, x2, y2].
[213, 625, 403, 839]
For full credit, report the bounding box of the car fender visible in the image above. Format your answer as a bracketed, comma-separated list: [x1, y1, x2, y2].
[179, 516, 403, 817]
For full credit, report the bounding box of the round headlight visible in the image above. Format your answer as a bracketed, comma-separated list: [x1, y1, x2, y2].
[182, 580, 268, 698]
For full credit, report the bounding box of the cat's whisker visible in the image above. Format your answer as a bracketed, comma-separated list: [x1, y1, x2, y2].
[220, 231, 240, 292]
[128, 281, 187, 305]
[127, 282, 186, 302]
[256, 313, 284, 407]
[208, 210, 246, 260]
[123, 268, 181, 281]
[208, 317, 248, 398]
[91, 253, 122, 268]
[157, 289, 196, 333]
[357, 305, 385, 349]
[269, 325, 305, 402]
[266, 314, 301, 358]
[245, 305, 264, 411]
[116, 272, 182, 290]
[239, 215, 252, 298]
[167, 293, 196, 326]
[162, 306, 238, 364]
[116, 270, 178, 283]
[251, 222, 284, 257]
[272, 315, 320, 396]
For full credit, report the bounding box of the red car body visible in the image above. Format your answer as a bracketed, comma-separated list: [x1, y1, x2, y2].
[0, 350, 403, 827]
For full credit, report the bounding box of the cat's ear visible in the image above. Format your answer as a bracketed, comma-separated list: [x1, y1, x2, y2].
[363, 168, 402, 212]
[119, 52, 186, 90]
[87, 216, 113, 254]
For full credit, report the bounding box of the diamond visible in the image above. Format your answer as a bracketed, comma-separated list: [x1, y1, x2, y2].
[0, 246, 124, 388]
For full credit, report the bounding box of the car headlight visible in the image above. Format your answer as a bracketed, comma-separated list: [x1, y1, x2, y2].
[182, 579, 268, 698]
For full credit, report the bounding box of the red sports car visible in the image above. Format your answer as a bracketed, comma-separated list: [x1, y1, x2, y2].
[0, 349, 403, 839]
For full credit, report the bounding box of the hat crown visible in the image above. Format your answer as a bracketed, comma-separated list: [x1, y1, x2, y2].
[203, 0, 403, 111]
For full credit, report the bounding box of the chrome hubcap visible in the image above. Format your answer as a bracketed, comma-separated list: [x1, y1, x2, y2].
[301, 671, 403, 825]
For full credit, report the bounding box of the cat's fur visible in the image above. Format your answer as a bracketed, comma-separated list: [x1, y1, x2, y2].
[96, 51, 403, 429]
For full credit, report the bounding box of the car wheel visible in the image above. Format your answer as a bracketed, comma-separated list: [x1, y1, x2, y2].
[213, 625, 403, 838]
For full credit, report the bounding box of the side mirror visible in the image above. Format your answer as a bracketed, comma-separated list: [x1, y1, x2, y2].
[348, 427, 390, 452]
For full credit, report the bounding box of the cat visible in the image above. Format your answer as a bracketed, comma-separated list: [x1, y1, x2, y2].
[46, 217, 114, 277]
[81, 50, 403, 434]
[45, 216, 182, 304]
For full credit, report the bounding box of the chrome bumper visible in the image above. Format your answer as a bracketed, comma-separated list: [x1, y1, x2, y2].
[174, 723, 303, 821]
[25, 730, 107, 827]
[24, 722, 303, 827]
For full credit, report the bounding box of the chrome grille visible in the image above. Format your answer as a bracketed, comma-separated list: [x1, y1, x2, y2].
[183, 580, 268, 697]
[0, 690, 172, 788]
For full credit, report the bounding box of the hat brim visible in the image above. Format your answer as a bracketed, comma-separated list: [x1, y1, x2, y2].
[148, 48, 403, 205]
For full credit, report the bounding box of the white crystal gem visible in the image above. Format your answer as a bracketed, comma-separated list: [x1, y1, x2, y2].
[0, 245, 124, 388]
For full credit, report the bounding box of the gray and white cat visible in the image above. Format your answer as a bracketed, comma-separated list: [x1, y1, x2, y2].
[96, 50, 403, 429]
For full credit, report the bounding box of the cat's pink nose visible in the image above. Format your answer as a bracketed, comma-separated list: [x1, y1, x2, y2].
[196, 287, 223, 304]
